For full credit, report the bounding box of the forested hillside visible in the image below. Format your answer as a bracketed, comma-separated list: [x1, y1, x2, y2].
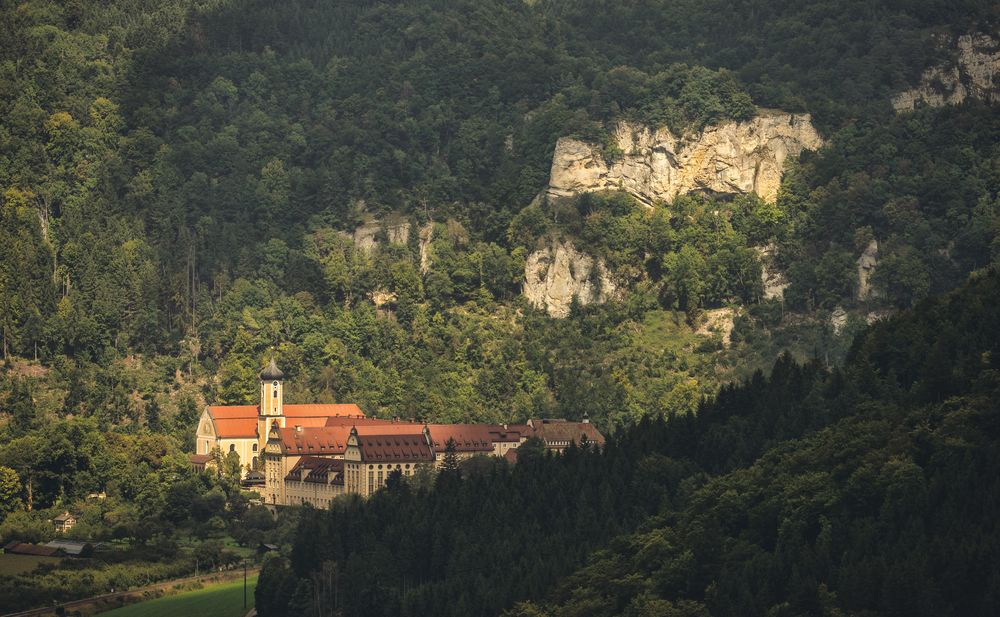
[1, 1, 999, 611]
[1, 0, 997, 433]
[255, 267, 1000, 617]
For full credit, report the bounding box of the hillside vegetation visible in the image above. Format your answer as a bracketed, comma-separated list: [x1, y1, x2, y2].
[255, 268, 1000, 617]
[0, 1, 999, 612]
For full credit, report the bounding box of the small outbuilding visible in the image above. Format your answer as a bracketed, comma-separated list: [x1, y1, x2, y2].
[45, 540, 94, 557]
[4, 542, 65, 557]
[257, 542, 279, 556]
[52, 512, 77, 533]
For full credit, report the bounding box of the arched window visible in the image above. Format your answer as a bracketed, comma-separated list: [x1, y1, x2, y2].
[229, 444, 236, 453]
[252, 443, 258, 452]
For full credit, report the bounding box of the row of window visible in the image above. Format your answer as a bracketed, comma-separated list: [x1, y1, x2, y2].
[227, 442, 259, 452]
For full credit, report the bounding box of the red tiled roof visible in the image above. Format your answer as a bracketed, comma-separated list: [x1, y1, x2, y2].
[213, 417, 258, 438]
[285, 404, 364, 417]
[189, 454, 213, 464]
[324, 416, 398, 427]
[357, 434, 434, 463]
[276, 426, 353, 455]
[427, 424, 494, 452]
[207, 404, 368, 439]
[274, 424, 426, 456]
[485, 424, 530, 443]
[208, 405, 258, 418]
[287, 417, 332, 428]
[356, 423, 426, 435]
[504, 448, 519, 464]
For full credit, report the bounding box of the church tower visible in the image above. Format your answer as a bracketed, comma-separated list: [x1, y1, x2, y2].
[258, 358, 285, 453]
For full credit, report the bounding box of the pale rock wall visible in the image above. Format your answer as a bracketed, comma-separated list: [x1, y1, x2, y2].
[856, 239, 880, 301]
[830, 306, 848, 336]
[546, 112, 822, 206]
[352, 220, 411, 252]
[892, 33, 1000, 112]
[756, 244, 789, 300]
[695, 308, 736, 347]
[419, 223, 434, 274]
[351, 220, 434, 272]
[523, 240, 617, 318]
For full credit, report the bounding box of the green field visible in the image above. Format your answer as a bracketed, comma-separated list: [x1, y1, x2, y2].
[0, 553, 61, 575]
[98, 575, 257, 617]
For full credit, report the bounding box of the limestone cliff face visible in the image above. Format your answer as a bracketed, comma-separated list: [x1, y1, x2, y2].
[545, 112, 822, 205]
[892, 33, 1000, 112]
[523, 240, 617, 318]
[351, 220, 434, 272]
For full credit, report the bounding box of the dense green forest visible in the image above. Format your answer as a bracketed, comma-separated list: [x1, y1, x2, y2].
[255, 268, 1000, 617]
[1, 0, 999, 612]
[1, 0, 996, 433]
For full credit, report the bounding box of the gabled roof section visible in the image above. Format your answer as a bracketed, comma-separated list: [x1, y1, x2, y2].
[530, 419, 605, 447]
[324, 416, 398, 427]
[286, 456, 344, 484]
[208, 405, 259, 418]
[355, 423, 426, 435]
[277, 426, 352, 455]
[357, 433, 434, 463]
[286, 404, 365, 417]
[426, 424, 494, 452]
[205, 403, 369, 439]
[484, 424, 530, 443]
[213, 417, 258, 438]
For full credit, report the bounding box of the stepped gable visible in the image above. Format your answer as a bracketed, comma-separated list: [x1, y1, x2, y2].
[356, 433, 434, 463]
[426, 424, 495, 452]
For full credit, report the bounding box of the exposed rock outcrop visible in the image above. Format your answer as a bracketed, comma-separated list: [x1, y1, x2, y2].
[695, 308, 736, 347]
[418, 223, 434, 274]
[523, 240, 617, 318]
[350, 219, 434, 272]
[352, 220, 412, 252]
[856, 239, 880, 301]
[756, 244, 788, 300]
[830, 306, 848, 336]
[545, 112, 823, 206]
[892, 33, 1000, 112]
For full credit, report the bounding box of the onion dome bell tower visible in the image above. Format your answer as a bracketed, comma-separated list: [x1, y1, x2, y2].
[259, 357, 285, 421]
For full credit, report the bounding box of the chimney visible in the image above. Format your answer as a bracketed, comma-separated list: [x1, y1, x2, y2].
[295, 425, 303, 433]
[582, 412, 590, 424]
